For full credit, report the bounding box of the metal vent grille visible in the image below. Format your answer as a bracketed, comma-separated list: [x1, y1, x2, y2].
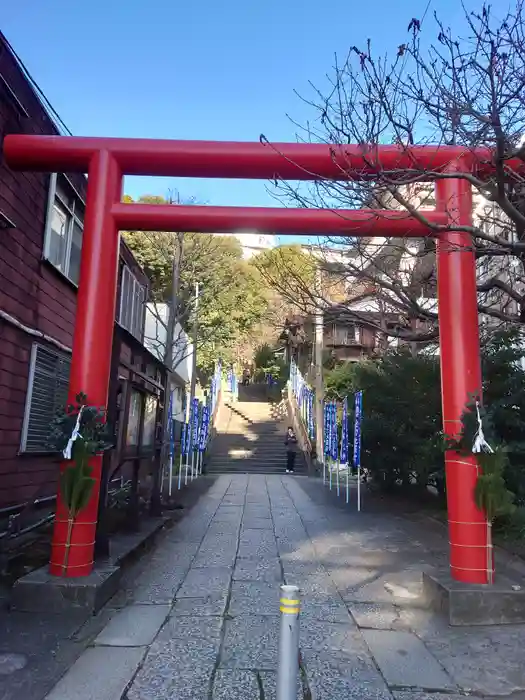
[22, 344, 70, 452]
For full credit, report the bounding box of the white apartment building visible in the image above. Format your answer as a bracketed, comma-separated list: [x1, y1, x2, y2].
[143, 303, 194, 422]
[216, 232, 277, 259]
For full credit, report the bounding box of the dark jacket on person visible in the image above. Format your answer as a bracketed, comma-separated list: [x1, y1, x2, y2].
[285, 433, 298, 453]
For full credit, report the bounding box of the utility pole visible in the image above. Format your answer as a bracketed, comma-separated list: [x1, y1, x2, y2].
[189, 282, 200, 405]
[314, 267, 324, 470]
[152, 231, 183, 511]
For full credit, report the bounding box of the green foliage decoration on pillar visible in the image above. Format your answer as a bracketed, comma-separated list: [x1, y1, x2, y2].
[446, 395, 516, 523]
[48, 392, 114, 574]
[445, 394, 516, 583]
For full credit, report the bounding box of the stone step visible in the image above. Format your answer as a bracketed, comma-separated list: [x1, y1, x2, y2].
[212, 442, 287, 448]
[207, 457, 306, 471]
[208, 458, 290, 467]
[208, 397, 304, 475]
[212, 449, 286, 462]
[213, 440, 286, 447]
[206, 466, 306, 474]
[208, 457, 289, 462]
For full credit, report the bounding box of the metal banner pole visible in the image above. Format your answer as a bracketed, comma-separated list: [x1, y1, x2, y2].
[185, 453, 190, 485]
[178, 452, 183, 490]
[168, 454, 174, 497]
[277, 584, 301, 700]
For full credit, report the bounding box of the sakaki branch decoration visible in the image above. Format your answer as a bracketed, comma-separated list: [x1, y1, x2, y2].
[48, 392, 114, 575]
[446, 394, 516, 583]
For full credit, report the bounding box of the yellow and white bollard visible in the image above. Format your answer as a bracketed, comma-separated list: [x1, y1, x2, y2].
[277, 584, 301, 700]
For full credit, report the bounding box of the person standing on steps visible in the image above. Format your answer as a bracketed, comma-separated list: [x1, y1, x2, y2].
[284, 427, 298, 474]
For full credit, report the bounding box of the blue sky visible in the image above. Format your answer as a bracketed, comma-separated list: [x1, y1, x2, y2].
[3, 0, 471, 242]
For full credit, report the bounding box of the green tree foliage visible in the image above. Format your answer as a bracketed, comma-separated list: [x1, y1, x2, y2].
[122, 196, 269, 378]
[324, 329, 525, 522]
[253, 343, 276, 369]
[481, 329, 525, 506]
[251, 244, 317, 317]
[326, 353, 443, 493]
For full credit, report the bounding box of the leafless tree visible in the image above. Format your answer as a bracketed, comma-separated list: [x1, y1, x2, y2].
[262, 1, 525, 345]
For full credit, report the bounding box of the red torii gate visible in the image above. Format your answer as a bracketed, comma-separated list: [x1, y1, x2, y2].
[3, 136, 509, 585]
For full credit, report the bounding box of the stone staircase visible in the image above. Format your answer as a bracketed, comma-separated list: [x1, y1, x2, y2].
[205, 384, 306, 475]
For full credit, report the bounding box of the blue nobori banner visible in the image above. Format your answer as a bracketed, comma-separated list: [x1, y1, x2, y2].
[353, 391, 363, 469]
[190, 398, 199, 452]
[330, 401, 338, 462]
[198, 405, 210, 452]
[340, 397, 349, 466]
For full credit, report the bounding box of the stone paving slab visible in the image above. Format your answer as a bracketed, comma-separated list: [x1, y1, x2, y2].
[128, 663, 211, 700]
[212, 670, 260, 699]
[45, 646, 146, 700]
[132, 580, 181, 605]
[177, 566, 233, 597]
[94, 604, 170, 647]
[230, 580, 280, 616]
[171, 593, 228, 616]
[233, 559, 283, 583]
[158, 613, 223, 641]
[392, 694, 468, 700]
[40, 473, 525, 700]
[220, 614, 280, 670]
[361, 629, 456, 690]
[420, 624, 525, 696]
[349, 602, 406, 630]
[192, 550, 237, 568]
[258, 670, 303, 699]
[242, 517, 274, 529]
[237, 539, 279, 559]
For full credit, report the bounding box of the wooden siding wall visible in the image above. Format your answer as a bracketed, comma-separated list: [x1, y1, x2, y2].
[0, 38, 162, 510]
[0, 38, 87, 508]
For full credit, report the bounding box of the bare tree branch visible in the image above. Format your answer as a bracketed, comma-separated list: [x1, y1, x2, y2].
[261, 1, 525, 342]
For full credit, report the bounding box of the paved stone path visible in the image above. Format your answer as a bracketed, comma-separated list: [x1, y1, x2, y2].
[43, 475, 525, 700]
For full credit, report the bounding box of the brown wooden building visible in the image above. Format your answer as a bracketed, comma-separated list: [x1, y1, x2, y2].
[0, 31, 169, 516]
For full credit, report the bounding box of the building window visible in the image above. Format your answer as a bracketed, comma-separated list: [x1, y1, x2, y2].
[119, 266, 146, 340]
[142, 395, 157, 447]
[330, 323, 359, 345]
[44, 174, 85, 285]
[21, 344, 71, 453]
[126, 390, 142, 446]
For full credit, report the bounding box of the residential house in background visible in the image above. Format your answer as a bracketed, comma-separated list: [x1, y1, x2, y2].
[0, 30, 167, 515]
[143, 302, 194, 440]
[295, 176, 520, 364]
[282, 231, 438, 371]
[380, 182, 522, 334]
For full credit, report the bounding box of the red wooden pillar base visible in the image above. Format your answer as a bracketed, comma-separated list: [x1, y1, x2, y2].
[49, 151, 122, 577]
[436, 167, 490, 585]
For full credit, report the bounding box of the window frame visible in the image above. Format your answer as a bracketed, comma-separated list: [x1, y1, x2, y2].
[141, 394, 158, 448]
[125, 388, 143, 448]
[118, 264, 146, 340]
[20, 342, 71, 454]
[43, 173, 85, 285]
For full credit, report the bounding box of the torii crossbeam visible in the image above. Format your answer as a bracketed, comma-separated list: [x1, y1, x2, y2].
[4, 135, 507, 584]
